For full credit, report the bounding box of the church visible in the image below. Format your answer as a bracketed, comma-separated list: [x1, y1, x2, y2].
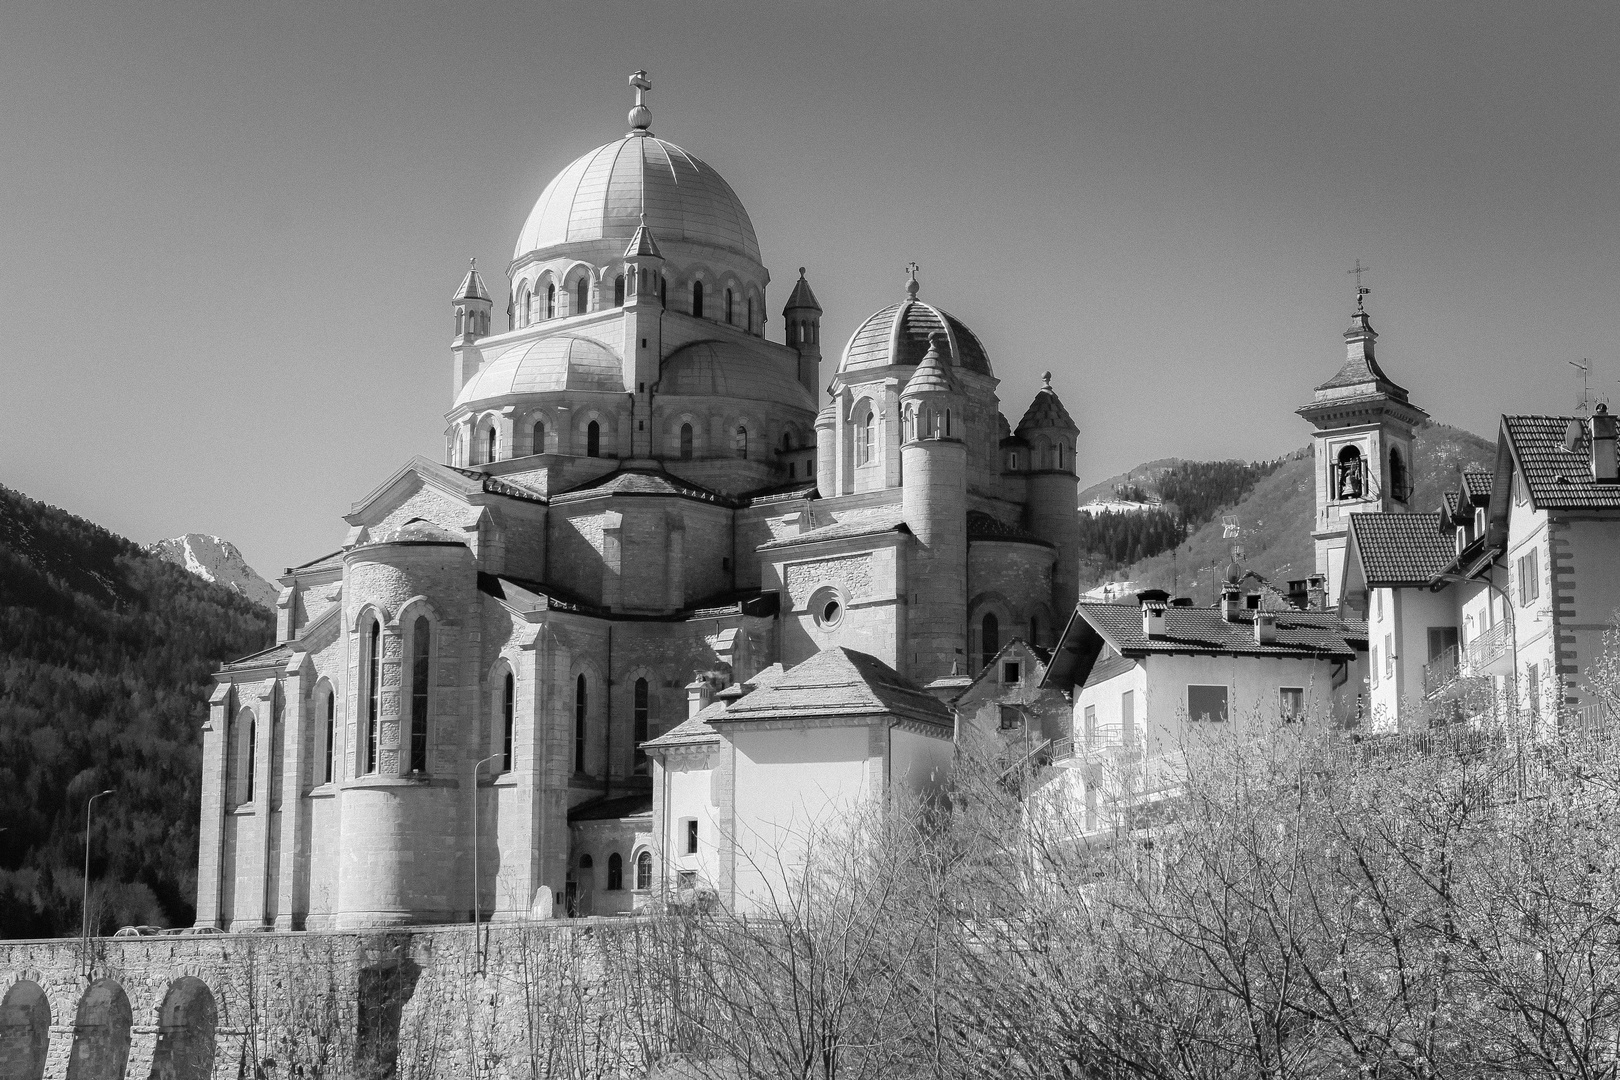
[195, 73, 1081, 928]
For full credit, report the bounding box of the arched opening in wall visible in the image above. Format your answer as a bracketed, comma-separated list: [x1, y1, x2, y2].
[546, 284, 556, 319]
[575, 854, 593, 915]
[633, 677, 649, 774]
[365, 620, 381, 774]
[614, 274, 625, 306]
[680, 423, 694, 460]
[575, 277, 589, 316]
[747, 297, 754, 333]
[1390, 447, 1409, 502]
[532, 420, 546, 455]
[734, 425, 748, 459]
[659, 276, 667, 307]
[501, 671, 515, 772]
[409, 616, 429, 774]
[856, 407, 875, 465]
[725, 288, 734, 324]
[782, 431, 793, 453]
[981, 613, 1000, 673]
[692, 280, 704, 319]
[574, 674, 588, 773]
[0, 979, 51, 1080]
[237, 708, 257, 804]
[607, 852, 624, 890]
[586, 421, 601, 458]
[1029, 614, 1042, 648]
[485, 427, 497, 464]
[355, 963, 420, 1080]
[323, 687, 335, 784]
[1337, 444, 1365, 499]
[64, 980, 131, 1080]
[519, 289, 531, 327]
[635, 850, 653, 890]
[148, 977, 217, 1080]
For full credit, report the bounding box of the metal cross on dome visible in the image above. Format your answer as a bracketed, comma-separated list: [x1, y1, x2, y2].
[1349, 260, 1372, 309]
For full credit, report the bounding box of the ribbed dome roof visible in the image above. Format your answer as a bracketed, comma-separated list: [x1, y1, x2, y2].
[1015, 379, 1078, 434]
[513, 135, 760, 264]
[660, 340, 816, 410]
[456, 336, 624, 407]
[840, 297, 992, 377]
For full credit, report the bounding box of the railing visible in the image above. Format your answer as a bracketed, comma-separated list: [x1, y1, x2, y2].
[1467, 620, 1512, 674]
[1423, 645, 1461, 696]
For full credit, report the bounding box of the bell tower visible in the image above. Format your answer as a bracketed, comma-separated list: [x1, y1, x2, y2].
[782, 268, 822, 396]
[1296, 282, 1428, 609]
[451, 258, 492, 397]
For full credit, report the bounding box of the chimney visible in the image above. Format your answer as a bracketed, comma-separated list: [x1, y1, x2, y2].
[1285, 579, 1308, 609]
[1141, 601, 1167, 638]
[1221, 583, 1242, 622]
[1306, 575, 1326, 611]
[1593, 404, 1618, 483]
[1254, 611, 1277, 645]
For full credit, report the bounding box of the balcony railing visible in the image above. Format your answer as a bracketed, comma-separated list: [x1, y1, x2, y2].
[1467, 620, 1513, 676]
[1423, 645, 1461, 696]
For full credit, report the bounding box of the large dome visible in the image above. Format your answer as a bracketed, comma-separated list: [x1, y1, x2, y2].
[456, 336, 624, 407]
[839, 289, 993, 377]
[513, 134, 761, 264]
[660, 340, 816, 411]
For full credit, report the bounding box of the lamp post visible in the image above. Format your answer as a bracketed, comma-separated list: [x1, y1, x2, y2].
[81, 789, 114, 941]
[470, 754, 502, 970]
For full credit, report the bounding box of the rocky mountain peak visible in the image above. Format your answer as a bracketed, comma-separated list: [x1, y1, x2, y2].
[148, 534, 278, 610]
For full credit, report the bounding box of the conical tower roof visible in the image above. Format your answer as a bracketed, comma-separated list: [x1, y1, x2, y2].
[900, 333, 956, 398]
[783, 267, 821, 312]
[624, 213, 663, 259]
[1015, 372, 1077, 434]
[1312, 308, 1409, 401]
[454, 259, 490, 302]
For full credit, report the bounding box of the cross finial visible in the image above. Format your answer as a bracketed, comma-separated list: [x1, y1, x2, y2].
[1349, 260, 1372, 310]
[905, 262, 920, 298]
[1042, 371, 1052, 389]
[628, 70, 652, 132]
[469, 257, 477, 270]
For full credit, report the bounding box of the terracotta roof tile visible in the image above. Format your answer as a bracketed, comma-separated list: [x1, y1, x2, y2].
[714, 647, 952, 728]
[1079, 603, 1362, 658]
[1504, 415, 1620, 511]
[757, 507, 909, 550]
[1348, 512, 1454, 586]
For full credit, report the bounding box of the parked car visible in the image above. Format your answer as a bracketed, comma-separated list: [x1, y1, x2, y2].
[112, 925, 162, 937]
[177, 925, 223, 935]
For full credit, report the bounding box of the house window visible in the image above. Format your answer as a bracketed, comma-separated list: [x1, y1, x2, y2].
[680, 423, 693, 460]
[1371, 647, 1379, 688]
[633, 677, 649, 774]
[1279, 687, 1304, 723]
[856, 407, 875, 464]
[1390, 448, 1409, 502]
[502, 671, 514, 772]
[1527, 663, 1541, 721]
[587, 420, 601, 458]
[607, 853, 623, 891]
[1384, 634, 1394, 678]
[692, 281, 705, 318]
[635, 851, 652, 890]
[409, 616, 429, 774]
[532, 420, 546, 455]
[734, 426, 748, 459]
[1375, 589, 1383, 620]
[981, 613, 999, 671]
[574, 674, 588, 773]
[1084, 704, 1096, 747]
[1002, 661, 1021, 684]
[1517, 548, 1540, 606]
[1427, 627, 1459, 663]
[1186, 684, 1228, 722]
[685, 819, 698, 855]
[999, 705, 1021, 729]
[323, 689, 335, 784]
[1121, 689, 1135, 746]
[365, 620, 380, 774]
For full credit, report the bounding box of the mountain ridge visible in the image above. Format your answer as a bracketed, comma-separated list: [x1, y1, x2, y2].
[149, 533, 278, 609]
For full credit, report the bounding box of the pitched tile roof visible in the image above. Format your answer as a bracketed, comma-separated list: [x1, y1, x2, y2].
[1347, 512, 1453, 586]
[642, 664, 793, 750]
[966, 511, 1052, 547]
[1077, 603, 1363, 659]
[1461, 470, 1493, 504]
[756, 507, 909, 550]
[221, 642, 295, 672]
[567, 793, 653, 823]
[713, 647, 952, 728]
[1503, 415, 1620, 511]
[552, 468, 734, 506]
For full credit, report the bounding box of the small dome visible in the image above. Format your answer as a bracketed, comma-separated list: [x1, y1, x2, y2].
[659, 340, 816, 411]
[370, 518, 467, 547]
[514, 135, 760, 264]
[840, 296, 992, 377]
[456, 336, 624, 407]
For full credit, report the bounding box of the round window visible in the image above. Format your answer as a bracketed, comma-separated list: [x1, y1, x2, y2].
[810, 587, 844, 629]
[822, 599, 841, 625]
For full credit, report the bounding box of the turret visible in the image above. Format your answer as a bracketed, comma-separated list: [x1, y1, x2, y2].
[814, 401, 836, 496]
[623, 215, 664, 458]
[451, 259, 492, 398]
[1297, 287, 1428, 608]
[1014, 371, 1082, 615]
[899, 333, 968, 682]
[783, 267, 822, 397]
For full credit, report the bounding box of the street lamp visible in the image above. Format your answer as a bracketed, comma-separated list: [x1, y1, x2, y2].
[81, 789, 114, 941]
[471, 754, 502, 970]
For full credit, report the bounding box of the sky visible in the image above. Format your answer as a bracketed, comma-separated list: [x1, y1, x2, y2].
[1, 1, 1616, 578]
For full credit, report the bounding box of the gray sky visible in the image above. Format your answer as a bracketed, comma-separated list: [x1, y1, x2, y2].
[2, 1, 1616, 577]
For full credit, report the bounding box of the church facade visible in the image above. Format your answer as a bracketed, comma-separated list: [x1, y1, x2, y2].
[195, 76, 1081, 929]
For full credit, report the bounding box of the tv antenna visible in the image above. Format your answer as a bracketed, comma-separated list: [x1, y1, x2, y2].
[1569, 358, 1601, 412]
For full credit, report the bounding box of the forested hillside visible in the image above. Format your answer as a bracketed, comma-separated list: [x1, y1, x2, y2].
[0, 484, 273, 938]
[1091, 421, 1497, 603]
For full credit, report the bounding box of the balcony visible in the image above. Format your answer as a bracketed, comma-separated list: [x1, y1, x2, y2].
[1467, 621, 1513, 677]
[1422, 645, 1461, 696]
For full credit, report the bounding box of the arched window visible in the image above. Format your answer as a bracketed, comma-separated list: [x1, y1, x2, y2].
[323, 687, 335, 784]
[1390, 447, 1409, 502]
[782, 431, 793, 452]
[660, 276, 667, 306]
[747, 297, 754, 332]
[614, 274, 624, 306]
[502, 671, 514, 772]
[725, 288, 734, 324]
[485, 427, 497, 464]
[981, 613, 1000, 672]
[546, 283, 556, 319]
[636, 850, 652, 890]
[1337, 445, 1365, 499]
[520, 289, 531, 326]
[857, 408, 875, 465]
[574, 674, 587, 773]
[680, 423, 694, 460]
[409, 616, 429, 774]
[366, 620, 380, 774]
[237, 709, 257, 804]
[1030, 615, 1041, 647]
[734, 425, 748, 459]
[532, 420, 546, 455]
[607, 852, 624, 891]
[633, 677, 649, 774]
[692, 280, 704, 318]
[586, 420, 601, 458]
[575, 277, 588, 316]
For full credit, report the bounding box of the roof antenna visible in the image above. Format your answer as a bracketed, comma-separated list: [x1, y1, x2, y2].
[1569, 358, 1596, 413]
